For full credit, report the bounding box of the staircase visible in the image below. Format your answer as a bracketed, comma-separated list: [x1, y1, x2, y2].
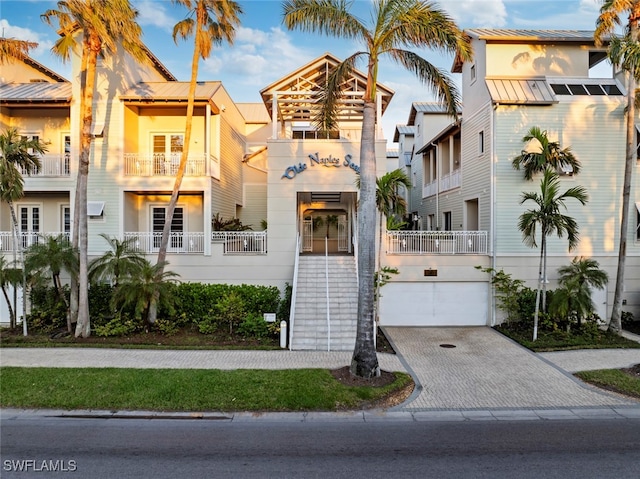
[290, 255, 358, 351]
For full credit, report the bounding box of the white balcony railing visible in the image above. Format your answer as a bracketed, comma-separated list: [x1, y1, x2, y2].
[422, 169, 461, 198]
[211, 231, 267, 254]
[0, 231, 70, 252]
[123, 153, 209, 177]
[124, 232, 205, 254]
[20, 154, 70, 177]
[387, 231, 488, 255]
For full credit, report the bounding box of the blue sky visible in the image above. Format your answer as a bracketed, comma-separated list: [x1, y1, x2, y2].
[1, 0, 607, 140]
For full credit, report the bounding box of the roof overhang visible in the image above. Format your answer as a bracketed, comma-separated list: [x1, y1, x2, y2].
[415, 122, 461, 154]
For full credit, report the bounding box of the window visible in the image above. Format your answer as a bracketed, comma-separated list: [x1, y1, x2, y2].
[470, 64, 476, 83]
[153, 134, 184, 175]
[19, 205, 40, 248]
[636, 202, 640, 241]
[152, 206, 184, 249]
[63, 134, 71, 175]
[20, 134, 41, 174]
[550, 82, 622, 96]
[478, 131, 484, 155]
[61, 205, 70, 233]
[443, 211, 452, 231]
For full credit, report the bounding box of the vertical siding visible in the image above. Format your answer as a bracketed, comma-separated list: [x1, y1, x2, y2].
[239, 183, 267, 230]
[211, 116, 244, 219]
[493, 97, 627, 257]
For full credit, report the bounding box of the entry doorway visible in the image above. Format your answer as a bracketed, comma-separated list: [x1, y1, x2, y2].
[298, 192, 356, 254]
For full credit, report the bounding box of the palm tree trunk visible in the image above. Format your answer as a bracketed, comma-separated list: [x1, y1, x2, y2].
[1, 285, 14, 327]
[7, 200, 25, 334]
[149, 30, 201, 325]
[609, 29, 637, 334]
[75, 42, 98, 338]
[350, 100, 380, 378]
[533, 238, 545, 341]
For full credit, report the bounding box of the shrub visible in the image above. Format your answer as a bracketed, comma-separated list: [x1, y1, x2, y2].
[217, 291, 245, 335]
[155, 318, 179, 336]
[237, 313, 271, 339]
[94, 314, 142, 337]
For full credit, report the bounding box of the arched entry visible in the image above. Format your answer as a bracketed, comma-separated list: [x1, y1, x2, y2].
[298, 192, 356, 254]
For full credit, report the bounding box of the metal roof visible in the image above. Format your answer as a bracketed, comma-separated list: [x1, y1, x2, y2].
[120, 82, 222, 102]
[465, 29, 598, 43]
[407, 102, 459, 125]
[393, 124, 415, 142]
[0, 81, 72, 104]
[485, 78, 557, 105]
[236, 103, 270, 123]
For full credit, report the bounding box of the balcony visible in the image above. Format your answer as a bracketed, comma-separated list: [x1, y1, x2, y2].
[124, 232, 205, 254]
[123, 153, 216, 177]
[387, 231, 488, 255]
[212, 231, 267, 254]
[422, 169, 461, 198]
[0, 232, 70, 252]
[20, 154, 70, 178]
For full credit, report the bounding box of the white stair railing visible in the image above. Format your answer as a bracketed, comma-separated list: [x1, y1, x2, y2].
[288, 233, 301, 350]
[325, 236, 330, 352]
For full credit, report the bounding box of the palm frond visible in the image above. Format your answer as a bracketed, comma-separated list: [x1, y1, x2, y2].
[283, 0, 366, 40]
[312, 54, 361, 131]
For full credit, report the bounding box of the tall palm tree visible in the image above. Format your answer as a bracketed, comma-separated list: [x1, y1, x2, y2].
[0, 128, 45, 335]
[551, 257, 609, 327]
[88, 233, 147, 287]
[149, 0, 243, 324]
[518, 169, 589, 341]
[111, 260, 179, 330]
[0, 37, 38, 63]
[25, 234, 78, 332]
[512, 126, 581, 180]
[594, 0, 640, 334]
[42, 0, 147, 338]
[283, 0, 471, 378]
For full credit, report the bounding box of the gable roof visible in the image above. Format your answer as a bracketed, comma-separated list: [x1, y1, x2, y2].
[0, 81, 72, 105]
[393, 124, 415, 142]
[407, 102, 458, 126]
[259, 52, 394, 124]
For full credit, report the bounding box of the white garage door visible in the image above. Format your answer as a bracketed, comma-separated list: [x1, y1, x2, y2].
[379, 282, 489, 326]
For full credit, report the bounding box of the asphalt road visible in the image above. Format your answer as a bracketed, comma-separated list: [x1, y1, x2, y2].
[2, 414, 640, 478]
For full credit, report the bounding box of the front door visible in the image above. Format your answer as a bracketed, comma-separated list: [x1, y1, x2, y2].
[19, 204, 40, 248]
[152, 206, 184, 251]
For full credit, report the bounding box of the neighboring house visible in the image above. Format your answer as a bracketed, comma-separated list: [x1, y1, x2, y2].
[388, 29, 639, 326]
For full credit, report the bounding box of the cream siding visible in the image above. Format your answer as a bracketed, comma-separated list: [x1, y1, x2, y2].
[211, 117, 244, 219]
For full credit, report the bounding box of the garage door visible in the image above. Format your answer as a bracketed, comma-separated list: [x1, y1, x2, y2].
[379, 282, 489, 326]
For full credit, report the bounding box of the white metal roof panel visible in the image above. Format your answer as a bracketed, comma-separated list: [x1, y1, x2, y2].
[485, 78, 557, 104]
[0, 82, 72, 103]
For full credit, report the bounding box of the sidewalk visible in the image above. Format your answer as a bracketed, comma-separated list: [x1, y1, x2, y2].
[1, 327, 639, 419]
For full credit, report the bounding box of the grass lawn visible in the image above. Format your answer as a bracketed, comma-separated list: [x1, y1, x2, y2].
[0, 367, 414, 412]
[575, 367, 640, 400]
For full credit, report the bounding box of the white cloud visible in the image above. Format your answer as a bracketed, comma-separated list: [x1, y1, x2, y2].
[0, 19, 54, 59]
[202, 26, 311, 91]
[134, 0, 177, 32]
[443, 0, 508, 28]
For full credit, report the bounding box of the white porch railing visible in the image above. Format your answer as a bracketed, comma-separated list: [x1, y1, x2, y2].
[123, 153, 209, 177]
[387, 231, 488, 255]
[0, 231, 70, 251]
[20, 154, 70, 177]
[124, 232, 205, 254]
[422, 169, 461, 197]
[211, 231, 267, 254]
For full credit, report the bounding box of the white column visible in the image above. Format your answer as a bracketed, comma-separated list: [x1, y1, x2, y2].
[272, 93, 278, 140]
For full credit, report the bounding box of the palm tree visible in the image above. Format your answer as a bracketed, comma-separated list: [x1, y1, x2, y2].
[111, 260, 179, 330]
[42, 0, 147, 338]
[25, 234, 78, 333]
[0, 256, 22, 328]
[518, 169, 589, 340]
[283, 0, 471, 378]
[512, 126, 581, 180]
[594, 0, 640, 334]
[149, 0, 243, 325]
[0, 37, 38, 63]
[0, 128, 45, 335]
[551, 257, 609, 327]
[88, 234, 147, 287]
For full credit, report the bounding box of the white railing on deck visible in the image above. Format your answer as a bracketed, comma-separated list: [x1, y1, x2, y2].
[289, 233, 301, 350]
[123, 153, 207, 177]
[20, 155, 70, 177]
[211, 231, 267, 254]
[124, 232, 205, 254]
[0, 231, 70, 251]
[387, 231, 488, 255]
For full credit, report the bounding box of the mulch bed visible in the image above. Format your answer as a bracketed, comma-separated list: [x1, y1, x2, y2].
[330, 365, 415, 409]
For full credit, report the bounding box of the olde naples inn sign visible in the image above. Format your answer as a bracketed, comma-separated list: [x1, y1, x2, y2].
[281, 152, 360, 179]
